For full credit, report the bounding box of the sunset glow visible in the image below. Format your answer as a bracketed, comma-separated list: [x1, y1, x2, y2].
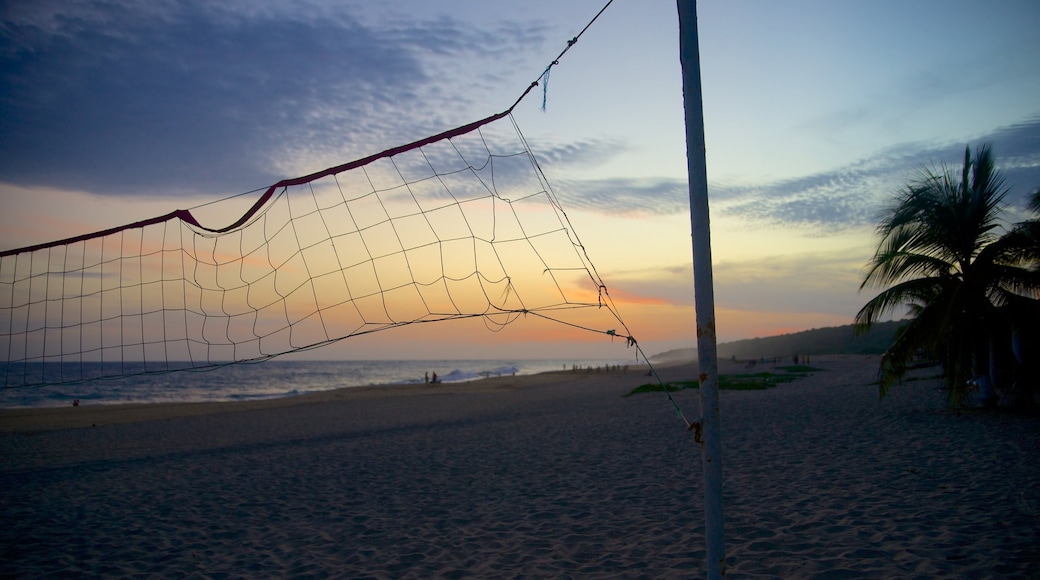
[1, 0, 1038, 361]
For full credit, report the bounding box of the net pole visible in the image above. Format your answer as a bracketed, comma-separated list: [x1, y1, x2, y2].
[677, 0, 726, 577]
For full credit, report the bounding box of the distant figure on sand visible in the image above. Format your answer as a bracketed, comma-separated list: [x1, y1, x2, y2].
[431, 372, 438, 384]
[425, 372, 429, 384]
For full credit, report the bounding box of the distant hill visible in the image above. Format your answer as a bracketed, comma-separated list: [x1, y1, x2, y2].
[651, 320, 905, 364]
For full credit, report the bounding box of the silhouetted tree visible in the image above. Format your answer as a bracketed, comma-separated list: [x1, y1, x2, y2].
[856, 145, 1040, 405]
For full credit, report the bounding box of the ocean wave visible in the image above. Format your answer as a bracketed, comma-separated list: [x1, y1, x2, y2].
[0, 358, 642, 408]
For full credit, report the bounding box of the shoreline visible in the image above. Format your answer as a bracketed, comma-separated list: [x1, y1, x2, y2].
[0, 357, 644, 415]
[0, 360, 665, 433]
[0, 354, 862, 433]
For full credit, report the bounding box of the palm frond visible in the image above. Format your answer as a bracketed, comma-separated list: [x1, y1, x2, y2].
[860, 249, 955, 290]
[875, 313, 943, 399]
[1027, 188, 1040, 215]
[855, 277, 947, 327]
[859, 143, 1037, 405]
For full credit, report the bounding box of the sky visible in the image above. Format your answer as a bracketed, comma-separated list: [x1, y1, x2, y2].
[1, 0, 1039, 361]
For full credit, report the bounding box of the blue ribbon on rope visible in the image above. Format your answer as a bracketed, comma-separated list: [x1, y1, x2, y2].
[540, 66, 552, 111]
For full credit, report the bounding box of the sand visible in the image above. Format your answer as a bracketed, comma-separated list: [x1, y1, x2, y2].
[1, 355, 1038, 578]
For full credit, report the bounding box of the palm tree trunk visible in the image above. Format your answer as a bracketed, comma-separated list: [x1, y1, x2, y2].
[968, 324, 998, 407]
[986, 332, 998, 406]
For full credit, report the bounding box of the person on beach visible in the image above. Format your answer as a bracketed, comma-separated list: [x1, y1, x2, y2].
[431, 372, 438, 384]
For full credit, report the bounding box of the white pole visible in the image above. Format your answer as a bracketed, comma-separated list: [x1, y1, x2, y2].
[676, 0, 725, 577]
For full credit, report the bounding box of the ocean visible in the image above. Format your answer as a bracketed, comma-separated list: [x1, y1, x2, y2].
[0, 358, 645, 409]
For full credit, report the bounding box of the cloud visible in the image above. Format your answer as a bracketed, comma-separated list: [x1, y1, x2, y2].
[552, 176, 688, 216]
[515, 137, 691, 217]
[710, 156, 905, 232]
[541, 115, 1040, 229]
[712, 252, 870, 316]
[602, 249, 872, 319]
[714, 117, 1040, 232]
[0, 0, 544, 196]
[532, 137, 629, 169]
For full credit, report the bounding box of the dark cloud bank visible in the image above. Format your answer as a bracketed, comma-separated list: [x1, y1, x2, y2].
[0, 1, 541, 196]
[2, 1, 1036, 232]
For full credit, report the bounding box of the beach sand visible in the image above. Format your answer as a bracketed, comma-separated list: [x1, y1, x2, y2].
[2, 355, 1038, 578]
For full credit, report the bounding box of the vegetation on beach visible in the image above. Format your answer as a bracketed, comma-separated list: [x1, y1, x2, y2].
[651, 320, 904, 363]
[856, 144, 1040, 406]
[625, 366, 821, 397]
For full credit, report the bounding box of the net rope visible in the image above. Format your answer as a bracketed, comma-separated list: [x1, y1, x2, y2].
[0, 0, 692, 432]
[0, 113, 642, 390]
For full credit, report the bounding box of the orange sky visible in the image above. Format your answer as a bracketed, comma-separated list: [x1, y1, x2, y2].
[0, 182, 885, 362]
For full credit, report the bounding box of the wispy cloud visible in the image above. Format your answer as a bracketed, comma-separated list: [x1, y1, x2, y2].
[602, 249, 870, 316]
[532, 137, 629, 169]
[0, 1, 545, 196]
[553, 176, 689, 216]
[716, 117, 1040, 231]
[546, 116, 1040, 229]
[526, 138, 689, 216]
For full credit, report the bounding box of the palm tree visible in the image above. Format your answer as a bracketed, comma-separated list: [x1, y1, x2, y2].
[856, 144, 1040, 405]
[995, 188, 1040, 406]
